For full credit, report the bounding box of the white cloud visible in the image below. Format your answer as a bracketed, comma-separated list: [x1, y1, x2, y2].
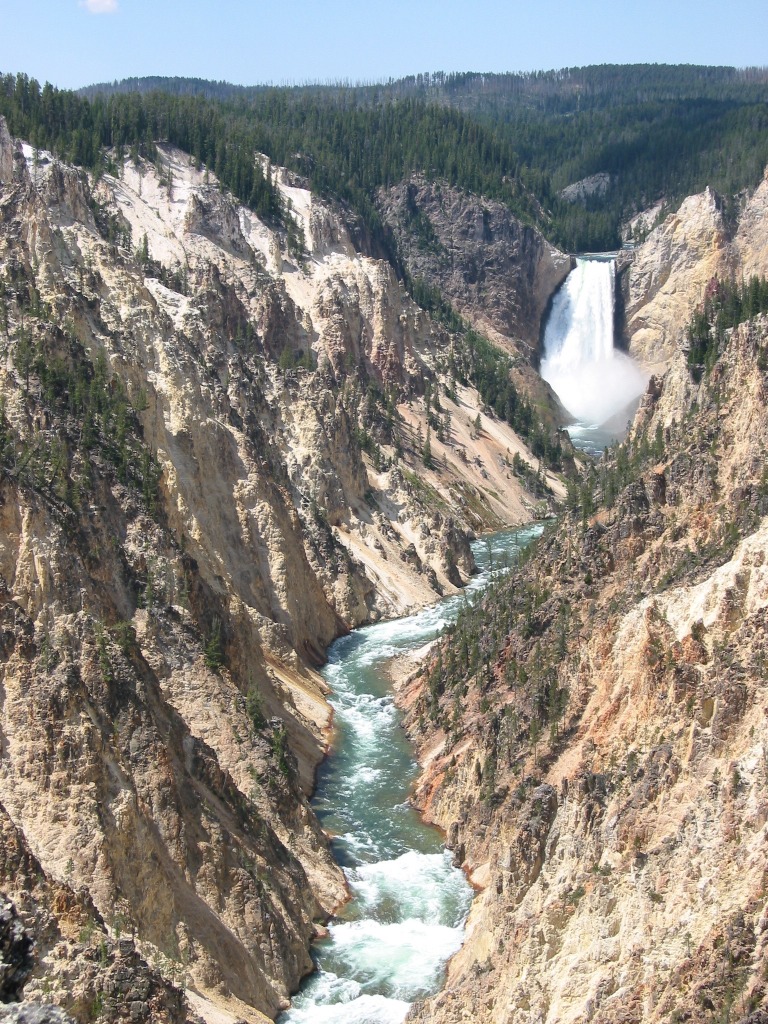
[79, 0, 119, 13]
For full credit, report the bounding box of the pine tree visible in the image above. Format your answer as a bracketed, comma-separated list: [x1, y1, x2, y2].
[422, 426, 433, 468]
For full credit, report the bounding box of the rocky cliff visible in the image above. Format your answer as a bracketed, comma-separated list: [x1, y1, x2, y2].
[378, 178, 571, 354]
[377, 177, 572, 422]
[398, 309, 768, 1023]
[0, 120, 562, 1022]
[622, 168, 768, 370]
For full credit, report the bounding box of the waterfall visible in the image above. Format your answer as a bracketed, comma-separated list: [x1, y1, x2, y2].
[541, 258, 646, 430]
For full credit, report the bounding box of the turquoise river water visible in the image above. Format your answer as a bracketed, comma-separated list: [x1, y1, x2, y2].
[280, 524, 542, 1024]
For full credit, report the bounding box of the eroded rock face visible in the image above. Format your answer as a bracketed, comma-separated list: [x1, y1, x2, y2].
[0, 120, 16, 185]
[401, 315, 768, 1024]
[559, 172, 612, 205]
[622, 187, 730, 367]
[0, 1007, 76, 1024]
[0, 897, 33, 1002]
[378, 177, 572, 356]
[0, 805, 192, 1024]
[734, 166, 768, 281]
[622, 171, 768, 369]
[0, 471, 338, 1018]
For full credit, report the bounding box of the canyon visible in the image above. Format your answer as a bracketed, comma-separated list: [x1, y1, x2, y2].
[0, 117, 564, 1023]
[1, 98, 768, 1024]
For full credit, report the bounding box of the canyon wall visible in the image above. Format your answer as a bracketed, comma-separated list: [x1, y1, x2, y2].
[400, 305, 768, 1022]
[622, 169, 768, 371]
[378, 177, 572, 423]
[378, 177, 571, 355]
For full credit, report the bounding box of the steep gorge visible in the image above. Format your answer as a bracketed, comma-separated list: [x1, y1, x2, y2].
[0, 118, 566, 1024]
[4, 100, 768, 1024]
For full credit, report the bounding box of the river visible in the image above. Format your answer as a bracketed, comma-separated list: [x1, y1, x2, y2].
[280, 525, 542, 1024]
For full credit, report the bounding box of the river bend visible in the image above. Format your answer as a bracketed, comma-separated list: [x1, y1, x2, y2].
[281, 525, 541, 1024]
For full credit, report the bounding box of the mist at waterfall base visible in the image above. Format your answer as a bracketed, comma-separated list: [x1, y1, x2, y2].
[280, 526, 541, 1024]
[541, 258, 647, 451]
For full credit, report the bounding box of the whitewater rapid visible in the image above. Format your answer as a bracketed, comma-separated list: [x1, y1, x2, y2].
[541, 257, 646, 440]
[280, 526, 541, 1024]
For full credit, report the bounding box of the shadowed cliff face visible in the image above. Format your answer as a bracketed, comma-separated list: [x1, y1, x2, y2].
[399, 313, 768, 1024]
[377, 177, 572, 428]
[0, 121, 561, 1022]
[378, 177, 571, 354]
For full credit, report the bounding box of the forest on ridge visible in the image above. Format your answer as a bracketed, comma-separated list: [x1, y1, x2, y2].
[2, 63, 768, 253]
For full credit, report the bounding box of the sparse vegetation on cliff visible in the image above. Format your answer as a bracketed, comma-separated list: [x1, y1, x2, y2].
[402, 308, 768, 1024]
[0, 105, 566, 1021]
[686, 274, 768, 377]
[3, 57, 768, 1024]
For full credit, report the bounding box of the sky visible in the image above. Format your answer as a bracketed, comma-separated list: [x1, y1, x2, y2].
[0, 0, 766, 91]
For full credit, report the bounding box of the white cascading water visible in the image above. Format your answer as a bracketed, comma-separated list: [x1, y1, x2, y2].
[280, 527, 542, 1024]
[541, 257, 646, 432]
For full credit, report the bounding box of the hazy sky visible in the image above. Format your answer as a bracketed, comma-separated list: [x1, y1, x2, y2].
[1, 0, 766, 90]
